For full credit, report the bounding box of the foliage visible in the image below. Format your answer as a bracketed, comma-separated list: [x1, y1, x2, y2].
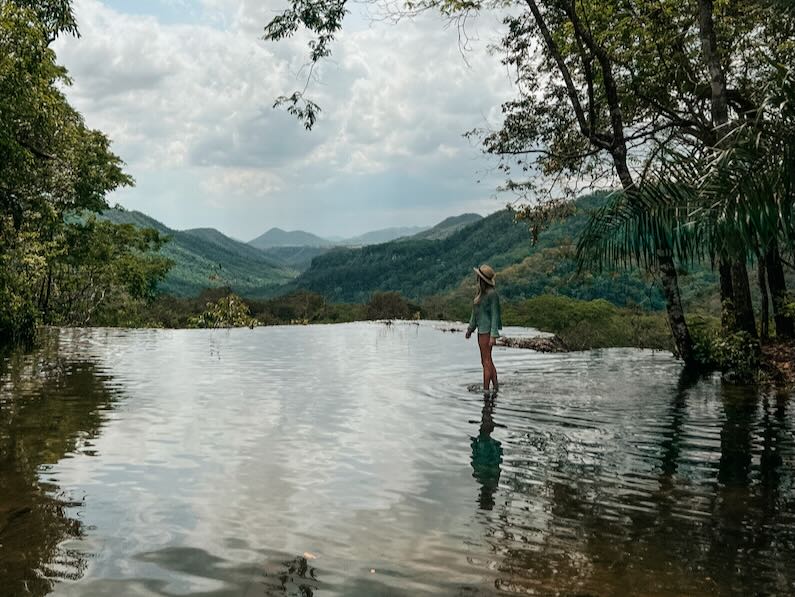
[46, 217, 172, 326]
[259, 245, 330, 272]
[420, 293, 472, 322]
[0, 1, 136, 345]
[691, 329, 762, 384]
[250, 290, 330, 324]
[577, 65, 795, 273]
[503, 295, 675, 351]
[103, 208, 296, 297]
[262, 0, 347, 129]
[291, 193, 719, 309]
[188, 293, 257, 329]
[142, 289, 365, 328]
[365, 291, 419, 320]
[410, 213, 483, 241]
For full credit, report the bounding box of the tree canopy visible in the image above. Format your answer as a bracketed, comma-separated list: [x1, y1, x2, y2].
[0, 1, 171, 344]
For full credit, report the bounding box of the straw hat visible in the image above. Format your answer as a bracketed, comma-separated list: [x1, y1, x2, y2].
[474, 264, 496, 286]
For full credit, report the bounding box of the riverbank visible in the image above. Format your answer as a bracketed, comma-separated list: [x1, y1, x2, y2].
[141, 290, 676, 350]
[762, 340, 795, 387]
[7, 287, 792, 390]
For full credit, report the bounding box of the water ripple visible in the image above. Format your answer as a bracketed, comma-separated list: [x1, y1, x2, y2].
[1, 323, 794, 596]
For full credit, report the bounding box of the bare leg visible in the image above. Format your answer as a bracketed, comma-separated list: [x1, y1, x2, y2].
[478, 334, 492, 391]
[484, 339, 498, 392]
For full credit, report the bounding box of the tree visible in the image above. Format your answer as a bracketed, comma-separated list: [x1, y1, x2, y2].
[1, 1, 140, 344]
[575, 0, 795, 339]
[576, 64, 795, 342]
[366, 291, 416, 319]
[43, 217, 172, 326]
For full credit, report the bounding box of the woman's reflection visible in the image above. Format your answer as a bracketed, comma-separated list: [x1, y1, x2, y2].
[471, 394, 503, 510]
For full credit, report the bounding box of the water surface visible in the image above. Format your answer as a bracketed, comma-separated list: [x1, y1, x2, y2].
[1, 323, 794, 596]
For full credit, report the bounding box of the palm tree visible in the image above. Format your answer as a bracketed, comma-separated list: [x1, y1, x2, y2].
[577, 65, 795, 346]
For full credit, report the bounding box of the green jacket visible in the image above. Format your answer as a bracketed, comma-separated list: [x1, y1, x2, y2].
[467, 290, 503, 337]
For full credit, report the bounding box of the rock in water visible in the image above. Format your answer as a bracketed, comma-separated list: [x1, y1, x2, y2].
[496, 335, 568, 353]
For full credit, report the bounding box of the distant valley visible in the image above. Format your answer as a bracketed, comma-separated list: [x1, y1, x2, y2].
[246, 223, 456, 249]
[102, 208, 484, 296]
[103, 197, 733, 315]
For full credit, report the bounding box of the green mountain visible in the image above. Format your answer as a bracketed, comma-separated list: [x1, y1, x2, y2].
[249, 227, 331, 249]
[343, 225, 428, 245]
[102, 209, 296, 297]
[410, 213, 482, 241]
[259, 245, 331, 271]
[290, 193, 718, 309]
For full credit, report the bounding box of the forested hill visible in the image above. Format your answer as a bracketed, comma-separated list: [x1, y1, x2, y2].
[292, 193, 718, 308]
[249, 227, 331, 249]
[103, 209, 296, 296]
[293, 208, 532, 302]
[410, 213, 482, 241]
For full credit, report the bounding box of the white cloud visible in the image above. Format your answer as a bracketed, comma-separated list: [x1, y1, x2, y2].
[54, 0, 514, 238]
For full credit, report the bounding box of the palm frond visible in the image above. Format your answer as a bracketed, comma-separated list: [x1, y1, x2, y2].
[577, 65, 795, 273]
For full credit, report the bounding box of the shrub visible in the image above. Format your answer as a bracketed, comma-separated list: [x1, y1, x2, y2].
[503, 295, 673, 350]
[691, 329, 761, 383]
[188, 294, 257, 329]
[365, 291, 418, 320]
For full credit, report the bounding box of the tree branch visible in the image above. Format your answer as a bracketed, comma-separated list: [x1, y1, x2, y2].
[522, 0, 610, 149]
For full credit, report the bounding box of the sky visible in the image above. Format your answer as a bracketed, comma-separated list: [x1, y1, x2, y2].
[53, 0, 516, 241]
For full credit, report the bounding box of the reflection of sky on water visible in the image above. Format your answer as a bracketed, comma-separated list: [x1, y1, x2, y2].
[51, 324, 482, 593]
[2, 323, 794, 596]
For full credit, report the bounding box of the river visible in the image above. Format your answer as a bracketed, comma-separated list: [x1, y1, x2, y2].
[1, 322, 794, 596]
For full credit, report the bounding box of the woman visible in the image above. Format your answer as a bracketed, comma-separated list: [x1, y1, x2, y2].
[465, 264, 502, 394]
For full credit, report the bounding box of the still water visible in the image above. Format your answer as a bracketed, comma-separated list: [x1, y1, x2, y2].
[1, 322, 794, 596]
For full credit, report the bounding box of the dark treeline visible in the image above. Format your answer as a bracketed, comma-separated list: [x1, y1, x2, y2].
[130, 288, 423, 329]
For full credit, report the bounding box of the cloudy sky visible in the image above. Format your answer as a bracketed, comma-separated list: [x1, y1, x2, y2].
[54, 0, 515, 241]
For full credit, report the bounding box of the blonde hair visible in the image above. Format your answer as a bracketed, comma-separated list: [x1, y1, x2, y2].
[474, 276, 491, 305]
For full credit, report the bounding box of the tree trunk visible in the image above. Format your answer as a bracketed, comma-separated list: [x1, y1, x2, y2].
[527, 0, 694, 365]
[698, 0, 756, 340]
[698, 0, 729, 127]
[41, 269, 53, 325]
[765, 243, 795, 338]
[757, 254, 769, 340]
[613, 151, 694, 363]
[658, 250, 695, 363]
[731, 259, 757, 337]
[719, 259, 735, 332]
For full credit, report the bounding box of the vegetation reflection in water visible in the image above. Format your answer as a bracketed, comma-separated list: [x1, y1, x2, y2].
[0, 324, 793, 596]
[0, 332, 121, 594]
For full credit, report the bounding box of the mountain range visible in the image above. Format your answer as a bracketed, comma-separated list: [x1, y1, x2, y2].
[102, 197, 787, 319]
[287, 194, 722, 311]
[247, 224, 440, 249]
[102, 197, 737, 313]
[102, 210, 295, 297]
[102, 208, 484, 296]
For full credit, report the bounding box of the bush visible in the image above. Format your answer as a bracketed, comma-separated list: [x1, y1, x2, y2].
[420, 293, 472, 322]
[250, 291, 327, 324]
[691, 329, 761, 383]
[0, 292, 38, 347]
[188, 294, 257, 329]
[365, 291, 419, 320]
[503, 295, 673, 350]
